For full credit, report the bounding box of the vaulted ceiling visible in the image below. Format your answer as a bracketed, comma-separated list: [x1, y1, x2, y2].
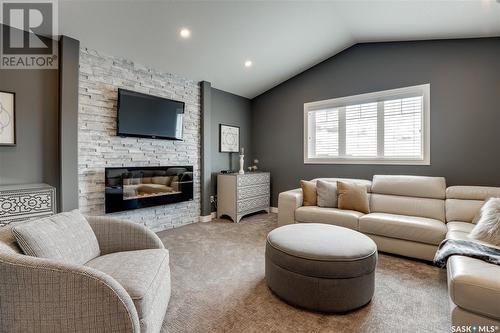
[59, 1, 500, 98]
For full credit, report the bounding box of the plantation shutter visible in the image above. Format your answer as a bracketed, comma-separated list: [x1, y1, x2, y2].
[384, 96, 423, 158]
[345, 102, 378, 157]
[310, 108, 339, 157]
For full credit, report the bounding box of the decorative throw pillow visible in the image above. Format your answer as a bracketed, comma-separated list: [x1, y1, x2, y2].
[12, 210, 100, 265]
[300, 180, 317, 206]
[337, 181, 370, 214]
[316, 180, 338, 208]
[469, 198, 500, 247]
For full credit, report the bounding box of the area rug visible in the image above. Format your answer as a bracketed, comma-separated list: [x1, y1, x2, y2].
[158, 213, 449, 333]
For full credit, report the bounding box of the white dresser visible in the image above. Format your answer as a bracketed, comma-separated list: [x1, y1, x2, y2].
[0, 183, 57, 226]
[217, 172, 270, 223]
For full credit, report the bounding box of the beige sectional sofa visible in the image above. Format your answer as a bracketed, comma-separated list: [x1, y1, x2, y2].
[278, 175, 500, 326]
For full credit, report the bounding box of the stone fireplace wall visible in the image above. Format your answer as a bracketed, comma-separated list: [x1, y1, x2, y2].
[78, 48, 201, 231]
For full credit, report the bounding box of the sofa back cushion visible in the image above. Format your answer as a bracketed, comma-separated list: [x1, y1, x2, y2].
[370, 175, 446, 221]
[312, 178, 372, 192]
[337, 181, 370, 214]
[300, 180, 317, 206]
[371, 175, 446, 199]
[12, 210, 100, 265]
[445, 186, 500, 223]
[370, 194, 445, 221]
[316, 180, 338, 208]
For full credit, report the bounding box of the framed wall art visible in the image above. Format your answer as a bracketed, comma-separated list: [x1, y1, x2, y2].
[0, 91, 15, 146]
[219, 124, 239, 153]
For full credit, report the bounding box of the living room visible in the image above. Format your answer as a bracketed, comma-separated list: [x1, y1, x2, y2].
[0, 1, 499, 332]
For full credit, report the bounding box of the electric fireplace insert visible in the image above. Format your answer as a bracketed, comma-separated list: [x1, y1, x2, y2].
[105, 166, 193, 213]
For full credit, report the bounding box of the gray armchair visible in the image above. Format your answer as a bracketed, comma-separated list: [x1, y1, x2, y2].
[0, 216, 170, 333]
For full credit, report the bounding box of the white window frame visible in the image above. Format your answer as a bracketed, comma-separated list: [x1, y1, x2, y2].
[304, 84, 430, 165]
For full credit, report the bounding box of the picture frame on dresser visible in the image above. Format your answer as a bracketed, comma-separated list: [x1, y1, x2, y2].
[0, 91, 16, 146]
[219, 124, 240, 153]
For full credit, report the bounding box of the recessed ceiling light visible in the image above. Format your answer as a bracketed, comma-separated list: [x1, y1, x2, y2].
[180, 28, 191, 38]
[244, 60, 252, 68]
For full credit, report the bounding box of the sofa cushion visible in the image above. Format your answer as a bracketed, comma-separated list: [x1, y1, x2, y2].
[85, 249, 170, 318]
[446, 199, 484, 223]
[447, 221, 475, 234]
[446, 221, 474, 242]
[300, 180, 317, 206]
[446, 221, 500, 251]
[448, 255, 500, 320]
[0, 225, 22, 255]
[372, 175, 446, 199]
[295, 206, 363, 230]
[316, 180, 338, 208]
[312, 178, 372, 192]
[337, 181, 370, 214]
[446, 186, 500, 201]
[370, 193, 445, 221]
[12, 210, 100, 265]
[359, 212, 447, 245]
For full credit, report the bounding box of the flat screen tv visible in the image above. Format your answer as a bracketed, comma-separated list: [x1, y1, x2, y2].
[117, 88, 184, 140]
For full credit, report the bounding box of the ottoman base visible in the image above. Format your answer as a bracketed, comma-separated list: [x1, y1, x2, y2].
[265, 258, 375, 313]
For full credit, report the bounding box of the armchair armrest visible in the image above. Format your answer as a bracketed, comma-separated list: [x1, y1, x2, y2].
[86, 216, 164, 255]
[278, 188, 303, 227]
[0, 252, 140, 333]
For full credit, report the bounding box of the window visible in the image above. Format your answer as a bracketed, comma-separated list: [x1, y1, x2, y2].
[304, 84, 430, 165]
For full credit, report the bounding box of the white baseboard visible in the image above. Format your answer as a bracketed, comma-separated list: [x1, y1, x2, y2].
[199, 212, 216, 222]
[201, 209, 275, 222]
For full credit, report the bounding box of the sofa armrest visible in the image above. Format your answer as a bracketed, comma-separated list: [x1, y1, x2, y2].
[86, 216, 165, 255]
[0, 252, 140, 333]
[278, 188, 303, 227]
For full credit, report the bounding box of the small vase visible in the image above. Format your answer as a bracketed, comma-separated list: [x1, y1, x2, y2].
[239, 154, 245, 174]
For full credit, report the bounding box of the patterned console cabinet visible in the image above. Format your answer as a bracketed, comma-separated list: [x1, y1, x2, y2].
[217, 172, 270, 223]
[0, 183, 56, 226]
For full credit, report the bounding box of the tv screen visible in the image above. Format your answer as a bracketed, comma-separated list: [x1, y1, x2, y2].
[117, 89, 184, 140]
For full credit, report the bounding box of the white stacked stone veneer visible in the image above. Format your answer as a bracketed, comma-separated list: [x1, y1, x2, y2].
[78, 48, 201, 231]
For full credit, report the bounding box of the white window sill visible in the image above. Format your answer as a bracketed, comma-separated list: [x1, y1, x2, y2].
[304, 158, 430, 165]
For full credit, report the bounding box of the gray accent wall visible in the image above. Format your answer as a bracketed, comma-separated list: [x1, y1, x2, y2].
[211, 88, 252, 212]
[200, 81, 212, 216]
[0, 27, 60, 192]
[59, 36, 80, 211]
[251, 38, 500, 206]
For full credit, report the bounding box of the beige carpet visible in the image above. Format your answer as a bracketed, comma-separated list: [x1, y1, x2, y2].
[158, 213, 450, 333]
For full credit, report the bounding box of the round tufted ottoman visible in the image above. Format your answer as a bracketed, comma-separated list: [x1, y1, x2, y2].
[265, 223, 377, 313]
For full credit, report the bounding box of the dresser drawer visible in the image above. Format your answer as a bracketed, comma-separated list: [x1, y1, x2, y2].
[237, 173, 270, 187]
[237, 184, 269, 201]
[237, 196, 269, 213]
